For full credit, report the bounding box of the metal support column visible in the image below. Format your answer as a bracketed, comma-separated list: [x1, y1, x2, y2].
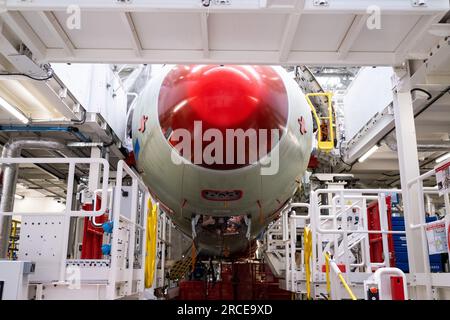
[88, 147, 102, 191]
[392, 65, 431, 299]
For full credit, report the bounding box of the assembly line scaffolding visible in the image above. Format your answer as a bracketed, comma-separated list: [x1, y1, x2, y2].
[0, 157, 158, 300]
[269, 163, 450, 300]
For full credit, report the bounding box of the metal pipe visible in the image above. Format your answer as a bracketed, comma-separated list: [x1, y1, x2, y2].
[67, 142, 105, 148]
[387, 143, 450, 152]
[0, 137, 67, 258]
[0, 126, 91, 142]
[417, 144, 450, 152]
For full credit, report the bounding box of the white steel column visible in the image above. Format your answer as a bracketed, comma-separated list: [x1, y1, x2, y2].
[158, 207, 166, 289]
[392, 66, 431, 299]
[445, 194, 450, 217]
[88, 147, 102, 191]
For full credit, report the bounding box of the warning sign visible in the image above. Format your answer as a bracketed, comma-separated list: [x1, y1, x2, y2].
[435, 160, 450, 196]
[425, 220, 448, 255]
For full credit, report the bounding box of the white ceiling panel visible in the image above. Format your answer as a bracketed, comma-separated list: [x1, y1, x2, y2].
[291, 14, 355, 52]
[0, 2, 448, 65]
[352, 14, 421, 52]
[53, 11, 133, 49]
[20, 11, 63, 49]
[132, 12, 203, 50]
[208, 13, 288, 51]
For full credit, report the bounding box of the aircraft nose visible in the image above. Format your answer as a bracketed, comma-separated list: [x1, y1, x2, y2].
[158, 65, 289, 170]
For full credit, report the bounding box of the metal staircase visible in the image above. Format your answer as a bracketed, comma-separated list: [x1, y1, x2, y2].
[263, 219, 286, 278]
[261, 188, 416, 300]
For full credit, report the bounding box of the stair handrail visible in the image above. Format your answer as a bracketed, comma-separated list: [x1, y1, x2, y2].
[324, 251, 357, 300]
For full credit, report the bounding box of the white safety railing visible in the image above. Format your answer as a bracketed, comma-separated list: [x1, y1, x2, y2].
[311, 189, 407, 280]
[262, 202, 311, 292]
[107, 160, 150, 299]
[0, 157, 109, 217]
[282, 203, 310, 292]
[0, 157, 152, 299]
[274, 193, 394, 295]
[0, 157, 109, 283]
[264, 217, 285, 278]
[156, 210, 173, 290]
[270, 179, 449, 300]
[406, 167, 450, 299]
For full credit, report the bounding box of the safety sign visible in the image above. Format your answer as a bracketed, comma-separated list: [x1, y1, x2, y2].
[425, 220, 448, 255]
[435, 160, 450, 196]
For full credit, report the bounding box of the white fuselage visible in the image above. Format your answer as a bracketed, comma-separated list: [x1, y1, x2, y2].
[132, 65, 312, 256]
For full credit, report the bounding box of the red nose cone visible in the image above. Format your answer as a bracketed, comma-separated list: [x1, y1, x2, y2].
[158, 65, 288, 170]
[188, 66, 260, 128]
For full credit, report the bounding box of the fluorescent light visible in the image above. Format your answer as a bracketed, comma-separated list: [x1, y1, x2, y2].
[435, 153, 450, 164]
[14, 194, 24, 200]
[358, 145, 379, 163]
[0, 96, 30, 124]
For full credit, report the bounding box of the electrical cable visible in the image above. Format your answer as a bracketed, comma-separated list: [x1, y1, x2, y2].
[377, 86, 450, 145]
[70, 108, 87, 125]
[103, 138, 115, 148]
[0, 67, 88, 126]
[0, 72, 54, 81]
[411, 88, 432, 100]
[338, 138, 355, 172]
[382, 172, 399, 177]
[0, 67, 55, 81]
[413, 86, 450, 119]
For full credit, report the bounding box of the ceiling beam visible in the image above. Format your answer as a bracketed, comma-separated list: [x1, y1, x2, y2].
[415, 122, 450, 134]
[395, 14, 440, 62]
[5, 0, 449, 14]
[278, 0, 304, 62]
[337, 14, 367, 60]
[1, 11, 47, 62]
[119, 12, 142, 57]
[352, 159, 400, 172]
[428, 23, 450, 37]
[44, 47, 398, 66]
[21, 178, 66, 198]
[36, 11, 75, 57]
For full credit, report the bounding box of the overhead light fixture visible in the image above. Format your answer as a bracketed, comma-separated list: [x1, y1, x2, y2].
[435, 153, 450, 164]
[0, 96, 30, 124]
[358, 145, 380, 163]
[14, 194, 24, 200]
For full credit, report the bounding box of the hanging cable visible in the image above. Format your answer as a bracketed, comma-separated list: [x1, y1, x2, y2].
[411, 88, 432, 101]
[339, 138, 354, 172]
[0, 66, 55, 81]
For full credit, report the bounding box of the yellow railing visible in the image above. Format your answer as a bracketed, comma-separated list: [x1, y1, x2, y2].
[191, 242, 197, 272]
[303, 227, 313, 300]
[323, 252, 357, 300]
[145, 198, 158, 288]
[8, 219, 20, 260]
[324, 252, 331, 299]
[305, 92, 335, 152]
